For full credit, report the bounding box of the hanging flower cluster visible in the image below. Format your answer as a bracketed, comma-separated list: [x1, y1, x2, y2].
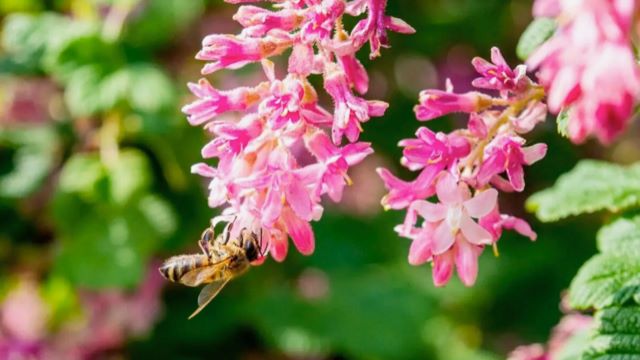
[528, 0, 640, 144]
[379, 48, 547, 286]
[184, 0, 413, 261]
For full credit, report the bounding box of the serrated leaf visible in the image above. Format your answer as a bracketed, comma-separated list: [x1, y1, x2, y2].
[569, 253, 640, 310]
[516, 17, 556, 60]
[527, 160, 640, 222]
[582, 306, 640, 360]
[598, 213, 640, 256]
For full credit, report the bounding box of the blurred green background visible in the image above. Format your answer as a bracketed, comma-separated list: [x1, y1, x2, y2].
[0, 0, 625, 358]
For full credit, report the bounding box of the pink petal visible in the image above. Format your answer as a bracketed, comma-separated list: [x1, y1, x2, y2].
[460, 214, 493, 245]
[412, 200, 447, 222]
[454, 239, 479, 287]
[522, 143, 547, 165]
[269, 231, 289, 262]
[463, 189, 498, 219]
[262, 185, 283, 227]
[432, 221, 455, 255]
[506, 162, 525, 192]
[408, 237, 432, 265]
[502, 215, 537, 241]
[191, 163, 217, 177]
[282, 208, 315, 255]
[435, 173, 463, 205]
[432, 251, 454, 287]
[285, 177, 313, 221]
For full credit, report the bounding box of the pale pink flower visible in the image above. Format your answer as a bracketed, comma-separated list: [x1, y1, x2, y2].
[381, 47, 547, 286]
[528, 0, 640, 144]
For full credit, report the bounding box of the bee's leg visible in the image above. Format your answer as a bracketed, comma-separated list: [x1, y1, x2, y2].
[198, 238, 212, 256]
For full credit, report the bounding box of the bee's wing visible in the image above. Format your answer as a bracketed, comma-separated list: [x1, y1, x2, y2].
[179, 257, 232, 287]
[188, 278, 230, 319]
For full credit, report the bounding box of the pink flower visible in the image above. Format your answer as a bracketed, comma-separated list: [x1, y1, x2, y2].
[185, 0, 410, 261]
[477, 137, 547, 192]
[527, 0, 640, 144]
[414, 89, 492, 121]
[472, 46, 529, 94]
[406, 174, 497, 253]
[324, 64, 388, 143]
[306, 131, 373, 201]
[381, 48, 547, 286]
[399, 127, 470, 171]
[346, 0, 416, 58]
[197, 32, 293, 74]
[182, 79, 267, 126]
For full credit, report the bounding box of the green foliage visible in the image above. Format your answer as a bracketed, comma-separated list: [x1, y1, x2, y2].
[530, 158, 640, 358]
[597, 213, 640, 256]
[527, 160, 640, 222]
[52, 150, 176, 288]
[516, 17, 556, 60]
[123, 0, 204, 49]
[0, 13, 69, 73]
[0, 126, 59, 198]
[569, 252, 640, 310]
[582, 305, 640, 360]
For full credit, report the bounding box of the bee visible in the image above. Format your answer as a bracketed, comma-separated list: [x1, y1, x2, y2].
[159, 225, 262, 319]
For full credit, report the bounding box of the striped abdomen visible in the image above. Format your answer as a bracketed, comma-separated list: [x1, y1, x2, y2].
[159, 254, 211, 283]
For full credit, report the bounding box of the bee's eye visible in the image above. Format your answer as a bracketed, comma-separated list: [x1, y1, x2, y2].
[202, 228, 214, 243]
[244, 237, 259, 262]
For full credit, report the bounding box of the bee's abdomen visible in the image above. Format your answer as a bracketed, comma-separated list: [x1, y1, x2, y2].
[159, 255, 209, 282]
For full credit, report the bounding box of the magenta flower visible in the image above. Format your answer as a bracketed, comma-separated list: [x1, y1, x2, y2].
[380, 47, 546, 287]
[414, 89, 492, 121]
[477, 136, 547, 192]
[197, 32, 293, 74]
[528, 0, 640, 144]
[472, 46, 529, 94]
[185, 0, 411, 261]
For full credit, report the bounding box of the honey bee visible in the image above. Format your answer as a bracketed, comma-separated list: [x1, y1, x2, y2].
[159, 225, 262, 319]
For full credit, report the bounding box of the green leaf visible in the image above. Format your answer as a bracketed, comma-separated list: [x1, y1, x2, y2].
[43, 25, 123, 82]
[64, 65, 108, 117]
[582, 306, 640, 360]
[557, 107, 570, 138]
[0, 126, 58, 198]
[527, 161, 640, 222]
[1, 13, 69, 72]
[569, 253, 640, 310]
[108, 149, 152, 205]
[516, 17, 556, 61]
[52, 149, 175, 288]
[100, 64, 176, 113]
[123, 0, 204, 49]
[598, 213, 640, 256]
[58, 152, 107, 200]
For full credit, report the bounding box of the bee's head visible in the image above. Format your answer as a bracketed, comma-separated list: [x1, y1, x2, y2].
[242, 230, 260, 262]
